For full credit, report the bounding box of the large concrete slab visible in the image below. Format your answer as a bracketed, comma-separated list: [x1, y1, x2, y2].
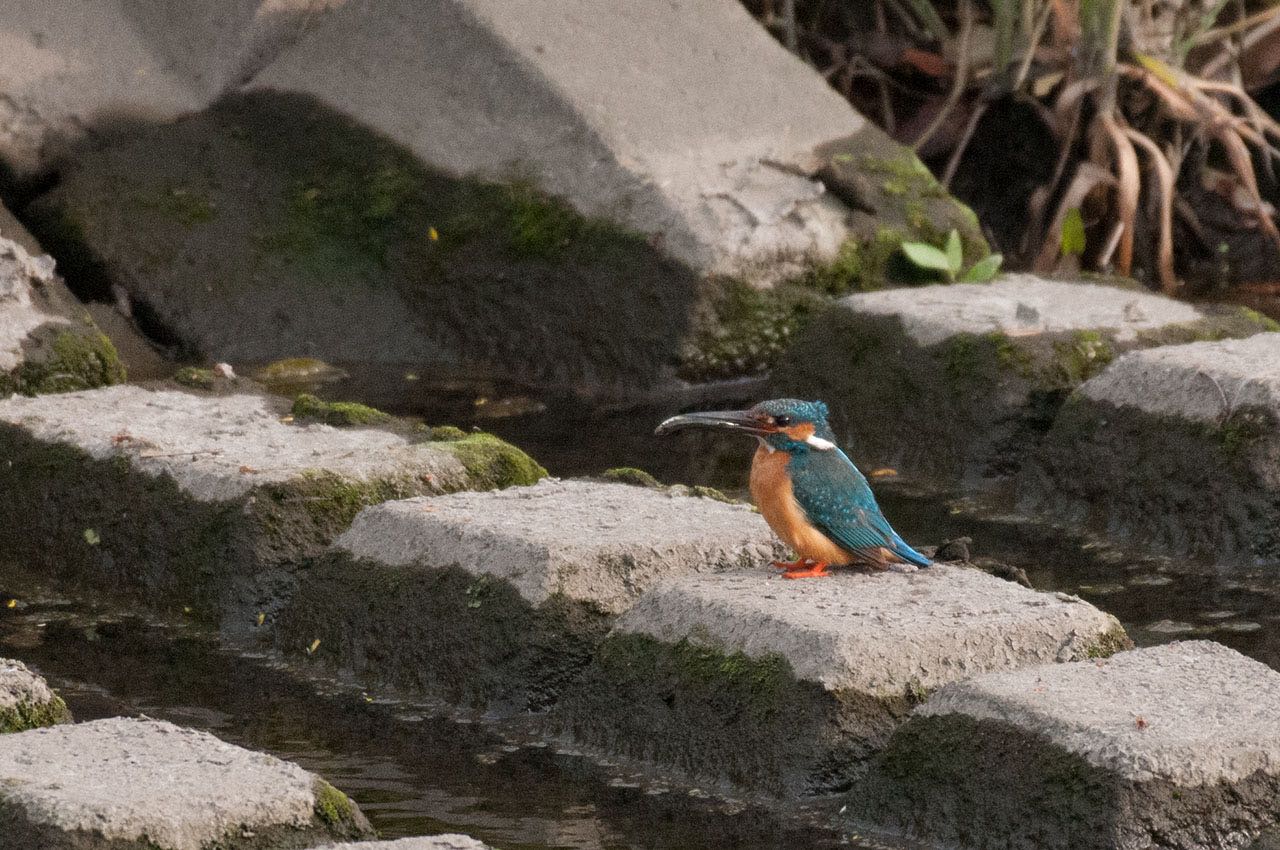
[333, 479, 783, 613]
[278, 479, 784, 713]
[563, 565, 1128, 795]
[0, 384, 544, 621]
[1021, 333, 1280, 565]
[772, 275, 1274, 484]
[0, 717, 372, 849]
[0, 658, 70, 733]
[0, 234, 124, 396]
[857, 641, 1280, 850]
[250, 0, 858, 279]
[0, 0, 339, 177]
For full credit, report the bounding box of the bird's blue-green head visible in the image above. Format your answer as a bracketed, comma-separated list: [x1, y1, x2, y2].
[655, 398, 839, 453]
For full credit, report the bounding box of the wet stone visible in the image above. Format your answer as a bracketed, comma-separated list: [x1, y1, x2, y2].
[0, 716, 372, 849]
[0, 385, 538, 621]
[857, 641, 1280, 850]
[1020, 332, 1280, 565]
[563, 565, 1128, 795]
[0, 658, 70, 733]
[310, 838, 491, 850]
[772, 275, 1271, 484]
[277, 479, 784, 714]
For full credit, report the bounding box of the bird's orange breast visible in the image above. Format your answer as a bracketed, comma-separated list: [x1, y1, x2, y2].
[749, 444, 856, 565]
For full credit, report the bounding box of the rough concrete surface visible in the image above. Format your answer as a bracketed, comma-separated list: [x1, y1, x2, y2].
[1077, 332, 1280, 422]
[565, 565, 1127, 794]
[615, 565, 1125, 694]
[0, 716, 371, 849]
[251, 0, 859, 278]
[1021, 334, 1280, 565]
[0, 658, 70, 733]
[335, 479, 784, 613]
[0, 385, 469, 501]
[279, 479, 782, 713]
[858, 641, 1280, 850]
[846, 275, 1204, 347]
[0, 383, 542, 617]
[772, 276, 1272, 483]
[311, 837, 491, 850]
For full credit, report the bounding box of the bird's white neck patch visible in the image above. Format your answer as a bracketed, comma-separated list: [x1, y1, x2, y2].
[805, 434, 836, 451]
[757, 437, 776, 454]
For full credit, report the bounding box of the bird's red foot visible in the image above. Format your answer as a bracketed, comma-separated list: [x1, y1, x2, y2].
[771, 558, 809, 571]
[780, 561, 830, 579]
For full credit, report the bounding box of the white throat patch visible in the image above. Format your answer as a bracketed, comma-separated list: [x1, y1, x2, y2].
[757, 437, 776, 454]
[805, 434, 836, 451]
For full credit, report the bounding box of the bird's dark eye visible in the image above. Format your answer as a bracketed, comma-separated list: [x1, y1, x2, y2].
[774, 415, 792, 427]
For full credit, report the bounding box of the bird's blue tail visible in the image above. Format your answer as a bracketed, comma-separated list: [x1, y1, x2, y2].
[889, 532, 932, 567]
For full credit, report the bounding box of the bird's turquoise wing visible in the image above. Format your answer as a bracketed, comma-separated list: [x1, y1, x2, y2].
[789, 448, 930, 566]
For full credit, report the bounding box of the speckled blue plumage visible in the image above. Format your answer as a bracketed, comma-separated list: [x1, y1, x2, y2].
[759, 400, 931, 567]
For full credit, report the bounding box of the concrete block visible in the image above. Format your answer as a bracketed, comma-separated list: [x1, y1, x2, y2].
[0, 716, 372, 849]
[0, 385, 543, 620]
[773, 275, 1272, 484]
[857, 641, 1280, 850]
[564, 564, 1128, 794]
[277, 479, 784, 713]
[1021, 333, 1280, 565]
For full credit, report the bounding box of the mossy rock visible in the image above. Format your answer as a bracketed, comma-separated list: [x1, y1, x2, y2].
[4, 324, 126, 396]
[291, 393, 391, 427]
[277, 555, 611, 714]
[601, 467, 662, 488]
[173, 366, 216, 389]
[435, 432, 547, 489]
[0, 695, 72, 734]
[810, 126, 991, 293]
[563, 632, 911, 795]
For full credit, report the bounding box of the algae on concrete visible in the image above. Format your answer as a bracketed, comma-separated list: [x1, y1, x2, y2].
[291, 393, 391, 427]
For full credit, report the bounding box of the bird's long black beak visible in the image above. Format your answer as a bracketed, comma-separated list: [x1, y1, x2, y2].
[654, 409, 770, 437]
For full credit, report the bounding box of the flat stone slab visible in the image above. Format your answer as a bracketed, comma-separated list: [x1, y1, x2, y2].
[772, 275, 1272, 483]
[278, 479, 784, 713]
[1022, 333, 1280, 565]
[564, 565, 1127, 794]
[0, 716, 371, 849]
[0, 658, 70, 733]
[334, 478, 783, 613]
[0, 384, 543, 618]
[857, 641, 1280, 850]
[312, 838, 491, 850]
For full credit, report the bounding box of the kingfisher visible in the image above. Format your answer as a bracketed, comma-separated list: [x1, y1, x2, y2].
[655, 398, 931, 579]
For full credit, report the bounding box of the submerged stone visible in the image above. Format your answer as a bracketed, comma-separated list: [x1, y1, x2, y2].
[773, 275, 1273, 484]
[857, 641, 1280, 850]
[311, 839, 492, 850]
[564, 565, 1127, 795]
[277, 479, 783, 713]
[0, 385, 544, 623]
[0, 717, 372, 849]
[0, 658, 71, 733]
[1020, 332, 1280, 565]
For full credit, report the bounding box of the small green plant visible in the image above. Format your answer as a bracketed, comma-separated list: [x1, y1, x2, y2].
[900, 229, 1003, 283]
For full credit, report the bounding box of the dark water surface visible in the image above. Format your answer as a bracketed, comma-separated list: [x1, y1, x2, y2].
[2, 379, 1278, 849]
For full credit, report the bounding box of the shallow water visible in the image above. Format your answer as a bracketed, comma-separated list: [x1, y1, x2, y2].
[2, 381, 1279, 849]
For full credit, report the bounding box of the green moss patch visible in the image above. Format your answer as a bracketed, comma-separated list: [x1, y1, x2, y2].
[435, 432, 547, 489]
[0, 696, 72, 734]
[173, 366, 216, 389]
[602, 466, 662, 488]
[291, 394, 390, 427]
[7, 326, 127, 396]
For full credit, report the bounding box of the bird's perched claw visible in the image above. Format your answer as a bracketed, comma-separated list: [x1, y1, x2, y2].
[777, 560, 830, 579]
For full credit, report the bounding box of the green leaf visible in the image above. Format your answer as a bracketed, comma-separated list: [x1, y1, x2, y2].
[944, 229, 963, 273]
[1061, 208, 1086, 256]
[900, 242, 953, 274]
[960, 253, 1004, 283]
